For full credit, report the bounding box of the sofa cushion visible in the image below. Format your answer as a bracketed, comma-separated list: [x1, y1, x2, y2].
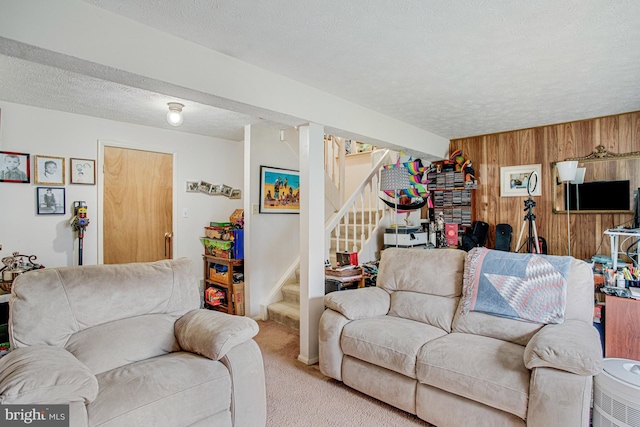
[87, 352, 230, 427]
[65, 314, 181, 375]
[377, 248, 466, 297]
[175, 309, 259, 360]
[341, 316, 447, 379]
[0, 346, 98, 405]
[452, 309, 542, 347]
[416, 333, 530, 420]
[10, 258, 199, 350]
[389, 292, 459, 333]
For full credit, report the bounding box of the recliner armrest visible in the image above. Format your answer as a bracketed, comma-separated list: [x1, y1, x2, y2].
[0, 346, 98, 404]
[175, 309, 259, 360]
[323, 287, 390, 320]
[524, 319, 603, 376]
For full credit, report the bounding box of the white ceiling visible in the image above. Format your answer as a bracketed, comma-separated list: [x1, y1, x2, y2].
[1, 0, 640, 143]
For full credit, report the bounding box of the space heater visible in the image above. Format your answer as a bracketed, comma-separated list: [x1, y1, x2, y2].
[593, 358, 640, 427]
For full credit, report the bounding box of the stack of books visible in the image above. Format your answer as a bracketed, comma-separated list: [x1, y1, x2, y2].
[325, 265, 363, 294]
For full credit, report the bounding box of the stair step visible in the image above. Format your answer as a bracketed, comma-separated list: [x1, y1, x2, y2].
[267, 301, 300, 330]
[282, 283, 300, 304]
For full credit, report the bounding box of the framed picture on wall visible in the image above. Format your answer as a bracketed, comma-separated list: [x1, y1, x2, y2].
[259, 165, 300, 213]
[34, 155, 65, 185]
[70, 158, 96, 185]
[0, 151, 30, 183]
[36, 187, 65, 215]
[500, 164, 542, 197]
[186, 181, 200, 192]
[198, 181, 213, 194]
[220, 184, 233, 197]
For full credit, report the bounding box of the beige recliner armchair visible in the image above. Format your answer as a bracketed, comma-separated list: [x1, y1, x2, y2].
[0, 258, 266, 427]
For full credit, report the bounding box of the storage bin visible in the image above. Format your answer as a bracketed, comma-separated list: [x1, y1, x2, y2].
[201, 238, 233, 256]
[233, 229, 244, 259]
[204, 227, 231, 239]
[209, 264, 230, 283]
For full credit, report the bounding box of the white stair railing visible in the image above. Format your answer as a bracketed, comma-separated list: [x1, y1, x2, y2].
[325, 149, 392, 261]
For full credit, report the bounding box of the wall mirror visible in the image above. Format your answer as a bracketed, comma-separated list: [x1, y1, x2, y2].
[552, 145, 640, 214]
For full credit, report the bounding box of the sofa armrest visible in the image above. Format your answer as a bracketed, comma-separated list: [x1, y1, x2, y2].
[0, 346, 98, 405]
[524, 319, 603, 375]
[323, 287, 390, 320]
[175, 309, 259, 360]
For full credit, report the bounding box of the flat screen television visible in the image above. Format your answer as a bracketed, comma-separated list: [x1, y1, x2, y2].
[566, 180, 630, 211]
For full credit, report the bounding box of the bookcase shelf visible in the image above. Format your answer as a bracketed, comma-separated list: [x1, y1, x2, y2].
[203, 255, 244, 315]
[427, 170, 474, 227]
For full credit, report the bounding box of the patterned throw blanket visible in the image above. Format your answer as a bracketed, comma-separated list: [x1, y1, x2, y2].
[460, 247, 572, 324]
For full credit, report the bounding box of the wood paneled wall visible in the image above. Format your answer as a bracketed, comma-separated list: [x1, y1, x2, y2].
[450, 111, 640, 260]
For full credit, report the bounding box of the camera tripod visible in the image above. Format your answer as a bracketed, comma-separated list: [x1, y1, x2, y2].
[515, 196, 541, 254]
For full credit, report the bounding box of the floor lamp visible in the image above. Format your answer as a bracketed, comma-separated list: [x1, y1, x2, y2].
[380, 166, 411, 247]
[557, 161, 578, 256]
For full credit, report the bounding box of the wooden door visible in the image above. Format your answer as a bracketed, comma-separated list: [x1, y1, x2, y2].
[103, 146, 173, 264]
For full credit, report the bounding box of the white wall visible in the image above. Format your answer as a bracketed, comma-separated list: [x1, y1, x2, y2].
[0, 101, 243, 280]
[244, 125, 300, 318]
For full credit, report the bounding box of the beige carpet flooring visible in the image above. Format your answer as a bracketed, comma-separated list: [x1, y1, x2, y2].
[254, 320, 433, 427]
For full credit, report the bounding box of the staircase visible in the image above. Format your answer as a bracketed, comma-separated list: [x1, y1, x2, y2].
[266, 268, 301, 330]
[265, 142, 394, 330]
[266, 209, 383, 330]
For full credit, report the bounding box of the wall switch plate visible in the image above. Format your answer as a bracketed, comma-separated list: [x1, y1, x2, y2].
[182, 208, 189, 218]
[252, 204, 259, 214]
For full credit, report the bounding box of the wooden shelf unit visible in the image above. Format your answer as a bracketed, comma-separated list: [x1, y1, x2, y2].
[427, 170, 474, 227]
[203, 255, 244, 315]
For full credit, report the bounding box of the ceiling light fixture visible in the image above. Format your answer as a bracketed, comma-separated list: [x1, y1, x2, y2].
[166, 102, 184, 127]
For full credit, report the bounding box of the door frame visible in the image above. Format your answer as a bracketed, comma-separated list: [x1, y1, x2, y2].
[97, 139, 179, 264]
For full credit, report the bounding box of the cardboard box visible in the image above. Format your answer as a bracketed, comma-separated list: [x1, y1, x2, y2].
[232, 282, 244, 316]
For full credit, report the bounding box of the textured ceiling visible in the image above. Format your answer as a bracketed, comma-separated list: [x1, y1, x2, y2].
[2, 0, 640, 142]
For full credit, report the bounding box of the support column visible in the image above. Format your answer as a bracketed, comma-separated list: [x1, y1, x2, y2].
[298, 123, 325, 365]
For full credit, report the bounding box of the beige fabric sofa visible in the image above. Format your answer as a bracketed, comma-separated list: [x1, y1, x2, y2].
[0, 258, 266, 427]
[320, 248, 603, 427]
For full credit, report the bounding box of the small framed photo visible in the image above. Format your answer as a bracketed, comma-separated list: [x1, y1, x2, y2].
[0, 151, 30, 183]
[221, 184, 233, 197]
[36, 187, 65, 215]
[35, 155, 65, 185]
[210, 184, 222, 195]
[198, 181, 213, 194]
[69, 158, 96, 185]
[229, 189, 241, 199]
[186, 181, 200, 192]
[500, 164, 542, 197]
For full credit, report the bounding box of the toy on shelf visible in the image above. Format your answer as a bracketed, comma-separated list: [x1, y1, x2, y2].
[450, 149, 477, 189]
